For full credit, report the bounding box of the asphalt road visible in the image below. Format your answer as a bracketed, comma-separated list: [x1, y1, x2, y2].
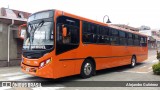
[0, 49, 159, 90]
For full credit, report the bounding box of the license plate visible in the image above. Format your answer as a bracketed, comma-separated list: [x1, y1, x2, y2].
[26, 68, 30, 72]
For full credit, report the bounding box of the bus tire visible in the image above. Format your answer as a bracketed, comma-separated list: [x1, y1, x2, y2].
[80, 59, 94, 78]
[130, 56, 136, 68]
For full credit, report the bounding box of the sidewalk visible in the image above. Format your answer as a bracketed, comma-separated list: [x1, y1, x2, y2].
[0, 59, 21, 67]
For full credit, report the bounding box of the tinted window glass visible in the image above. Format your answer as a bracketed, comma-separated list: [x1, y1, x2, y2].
[128, 33, 132, 38]
[134, 34, 139, 39]
[110, 28, 119, 45]
[56, 16, 80, 55]
[110, 37, 119, 45]
[128, 39, 133, 46]
[119, 31, 126, 38]
[82, 22, 95, 43]
[134, 39, 140, 46]
[111, 29, 118, 36]
[91, 24, 97, 33]
[82, 22, 88, 33]
[140, 36, 147, 46]
[133, 34, 140, 46]
[83, 34, 93, 43]
[99, 26, 106, 35]
[119, 38, 127, 45]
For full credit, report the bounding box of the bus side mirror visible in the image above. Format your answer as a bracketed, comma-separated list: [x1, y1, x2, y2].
[62, 27, 67, 37]
[18, 24, 27, 39]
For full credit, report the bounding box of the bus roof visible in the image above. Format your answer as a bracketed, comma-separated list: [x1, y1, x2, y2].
[32, 9, 148, 37]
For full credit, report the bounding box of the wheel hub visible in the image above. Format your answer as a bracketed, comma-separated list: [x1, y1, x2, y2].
[84, 63, 92, 75]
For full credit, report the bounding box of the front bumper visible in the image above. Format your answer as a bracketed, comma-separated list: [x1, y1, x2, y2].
[21, 62, 54, 78]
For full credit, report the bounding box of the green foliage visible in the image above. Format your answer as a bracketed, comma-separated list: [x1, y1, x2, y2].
[152, 63, 160, 75]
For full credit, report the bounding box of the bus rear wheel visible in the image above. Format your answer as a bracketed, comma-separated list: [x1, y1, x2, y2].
[131, 56, 136, 68]
[80, 60, 94, 78]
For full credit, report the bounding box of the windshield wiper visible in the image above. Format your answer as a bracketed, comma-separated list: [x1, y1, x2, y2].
[28, 20, 45, 50]
[31, 20, 44, 40]
[29, 20, 44, 34]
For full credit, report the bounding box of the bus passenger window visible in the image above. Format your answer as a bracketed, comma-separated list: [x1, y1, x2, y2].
[83, 34, 89, 42]
[98, 36, 105, 43]
[56, 16, 80, 55]
[140, 37, 147, 47]
[93, 34, 98, 43]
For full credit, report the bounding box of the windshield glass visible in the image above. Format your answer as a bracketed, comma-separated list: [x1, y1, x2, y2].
[23, 11, 54, 50]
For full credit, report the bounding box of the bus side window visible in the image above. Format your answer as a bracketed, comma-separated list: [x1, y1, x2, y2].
[128, 33, 133, 46]
[56, 16, 80, 55]
[133, 34, 139, 46]
[119, 31, 127, 45]
[82, 22, 94, 43]
[92, 24, 98, 43]
[140, 36, 147, 47]
[110, 28, 119, 45]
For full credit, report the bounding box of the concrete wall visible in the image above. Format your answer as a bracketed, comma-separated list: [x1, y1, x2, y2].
[10, 27, 18, 59]
[0, 23, 18, 60]
[0, 23, 8, 60]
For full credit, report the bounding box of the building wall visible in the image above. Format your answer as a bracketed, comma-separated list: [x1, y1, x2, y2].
[0, 23, 8, 60]
[0, 23, 18, 60]
[0, 7, 30, 66]
[10, 27, 18, 59]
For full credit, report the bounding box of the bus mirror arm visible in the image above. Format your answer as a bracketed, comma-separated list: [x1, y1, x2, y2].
[18, 24, 27, 39]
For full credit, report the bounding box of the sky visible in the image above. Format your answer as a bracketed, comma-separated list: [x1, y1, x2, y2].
[0, 0, 160, 29]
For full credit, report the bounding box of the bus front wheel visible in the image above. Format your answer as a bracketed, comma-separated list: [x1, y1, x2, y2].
[80, 60, 94, 78]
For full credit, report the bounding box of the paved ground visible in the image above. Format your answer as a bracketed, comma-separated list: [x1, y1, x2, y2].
[0, 49, 159, 90]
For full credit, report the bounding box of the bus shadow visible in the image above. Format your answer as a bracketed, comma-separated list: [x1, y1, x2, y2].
[96, 63, 144, 75]
[25, 63, 145, 86]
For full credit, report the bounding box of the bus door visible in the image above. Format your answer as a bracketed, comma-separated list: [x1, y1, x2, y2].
[56, 16, 80, 76]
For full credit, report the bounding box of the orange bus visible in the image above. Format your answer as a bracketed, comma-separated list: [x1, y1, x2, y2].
[20, 9, 148, 79]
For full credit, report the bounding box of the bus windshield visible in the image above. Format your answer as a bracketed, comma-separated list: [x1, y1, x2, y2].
[23, 11, 54, 50]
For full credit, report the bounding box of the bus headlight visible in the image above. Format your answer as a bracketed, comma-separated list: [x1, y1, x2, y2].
[40, 62, 45, 68]
[46, 59, 51, 64]
[39, 58, 51, 68]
